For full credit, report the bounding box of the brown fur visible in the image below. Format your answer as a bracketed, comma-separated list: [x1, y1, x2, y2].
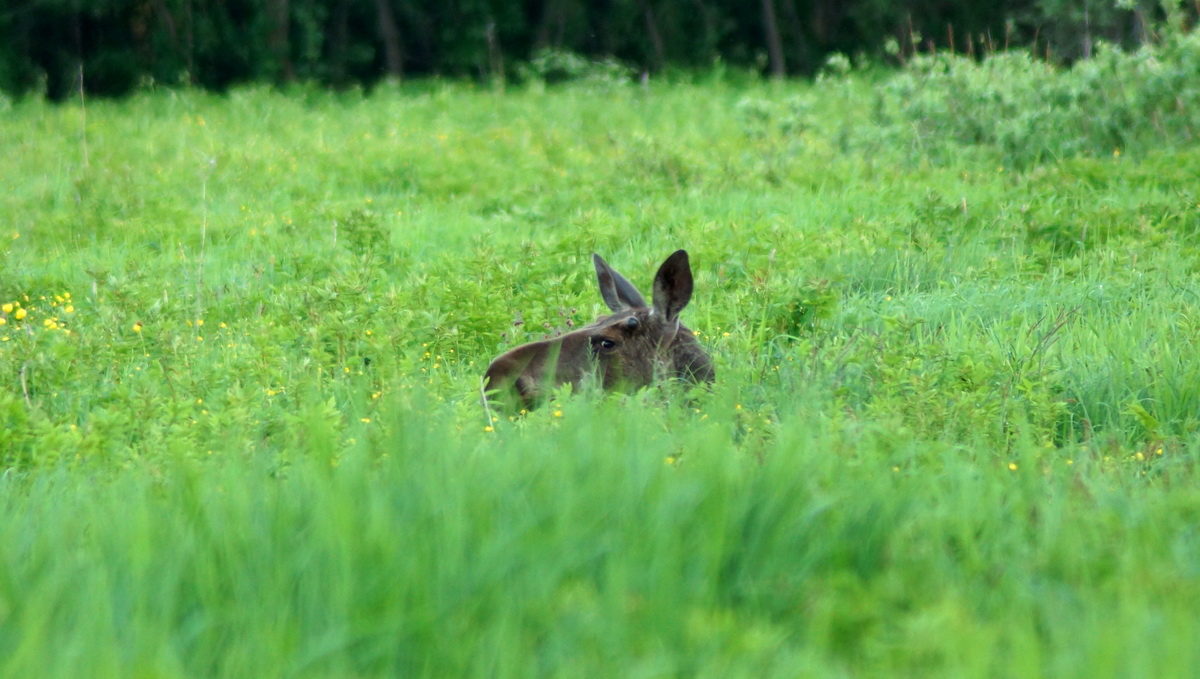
[483, 250, 714, 411]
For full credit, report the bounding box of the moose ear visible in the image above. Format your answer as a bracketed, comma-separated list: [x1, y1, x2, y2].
[593, 253, 648, 311]
[651, 250, 693, 322]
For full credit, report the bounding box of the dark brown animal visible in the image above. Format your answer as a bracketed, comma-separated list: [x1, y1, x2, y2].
[483, 250, 714, 411]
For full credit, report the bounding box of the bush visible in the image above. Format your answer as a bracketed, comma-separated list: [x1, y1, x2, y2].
[517, 49, 635, 90]
[872, 26, 1200, 166]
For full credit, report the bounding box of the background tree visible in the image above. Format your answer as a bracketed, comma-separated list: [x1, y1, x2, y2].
[0, 0, 1191, 98]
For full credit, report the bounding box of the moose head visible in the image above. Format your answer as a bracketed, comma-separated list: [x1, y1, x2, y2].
[483, 250, 714, 411]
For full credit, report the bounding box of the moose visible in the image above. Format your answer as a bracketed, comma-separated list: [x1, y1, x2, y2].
[482, 250, 714, 411]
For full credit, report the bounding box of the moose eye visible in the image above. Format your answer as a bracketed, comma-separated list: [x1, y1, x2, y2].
[594, 337, 617, 352]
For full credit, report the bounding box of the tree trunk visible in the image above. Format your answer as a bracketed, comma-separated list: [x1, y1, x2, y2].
[396, 2, 433, 72]
[780, 0, 808, 74]
[1081, 6, 1093, 60]
[269, 0, 294, 81]
[691, 0, 719, 59]
[374, 0, 404, 78]
[761, 0, 785, 78]
[330, 0, 350, 84]
[184, 0, 194, 82]
[642, 0, 666, 70]
[535, 0, 567, 49]
[153, 0, 182, 62]
[486, 20, 506, 85]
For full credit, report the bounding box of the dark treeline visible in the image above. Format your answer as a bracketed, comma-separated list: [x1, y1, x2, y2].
[0, 0, 1182, 99]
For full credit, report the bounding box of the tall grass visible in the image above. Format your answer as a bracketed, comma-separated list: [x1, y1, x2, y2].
[3, 392, 1199, 677]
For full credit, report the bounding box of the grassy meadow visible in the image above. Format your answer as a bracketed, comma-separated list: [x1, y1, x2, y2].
[2, 63, 1200, 676]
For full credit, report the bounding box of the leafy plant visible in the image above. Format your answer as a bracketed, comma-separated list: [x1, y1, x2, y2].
[517, 49, 634, 90]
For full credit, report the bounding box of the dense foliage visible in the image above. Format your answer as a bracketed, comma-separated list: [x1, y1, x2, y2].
[737, 16, 1200, 168]
[3, 21, 1200, 677]
[0, 0, 1192, 98]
